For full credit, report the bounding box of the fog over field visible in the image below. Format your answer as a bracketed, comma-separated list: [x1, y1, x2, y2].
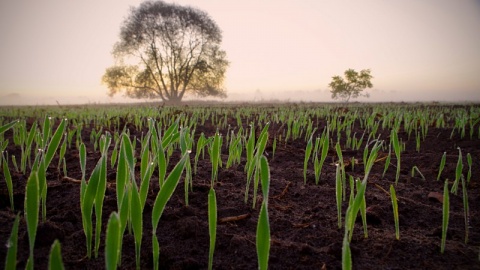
[1, 0, 479, 105]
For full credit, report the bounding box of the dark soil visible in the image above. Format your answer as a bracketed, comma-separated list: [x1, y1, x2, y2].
[1, 104, 480, 269]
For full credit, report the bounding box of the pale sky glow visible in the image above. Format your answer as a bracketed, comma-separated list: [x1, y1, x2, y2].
[1, 0, 479, 105]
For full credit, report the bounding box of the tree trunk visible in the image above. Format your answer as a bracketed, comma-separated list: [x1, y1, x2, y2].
[167, 94, 182, 104]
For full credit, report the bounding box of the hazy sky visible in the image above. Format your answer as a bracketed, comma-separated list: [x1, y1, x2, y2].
[1, 0, 479, 104]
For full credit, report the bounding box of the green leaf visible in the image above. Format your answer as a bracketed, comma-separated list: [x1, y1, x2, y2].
[2, 152, 14, 211]
[441, 179, 450, 253]
[390, 185, 400, 240]
[152, 152, 189, 230]
[105, 212, 121, 270]
[81, 158, 103, 259]
[303, 136, 313, 184]
[48, 240, 65, 270]
[151, 152, 188, 270]
[44, 118, 66, 168]
[94, 155, 108, 258]
[25, 171, 39, 269]
[208, 188, 217, 270]
[122, 133, 135, 181]
[260, 155, 270, 201]
[5, 214, 20, 270]
[341, 235, 352, 270]
[256, 202, 270, 270]
[130, 183, 143, 270]
[0, 120, 18, 135]
[79, 143, 87, 181]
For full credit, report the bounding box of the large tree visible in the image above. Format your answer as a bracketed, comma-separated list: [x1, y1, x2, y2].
[102, 1, 229, 103]
[329, 69, 373, 102]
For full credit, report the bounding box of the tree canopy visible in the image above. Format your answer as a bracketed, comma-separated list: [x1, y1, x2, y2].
[102, 1, 229, 103]
[329, 69, 373, 102]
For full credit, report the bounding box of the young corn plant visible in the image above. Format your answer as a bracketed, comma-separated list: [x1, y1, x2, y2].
[411, 166, 426, 181]
[441, 179, 450, 254]
[314, 129, 329, 184]
[303, 134, 314, 184]
[342, 140, 382, 269]
[94, 134, 111, 258]
[105, 212, 121, 270]
[335, 164, 343, 229]
[336, 142, 346, 200]
[130, 182, 143, 270]
[390, 185, 400, 240]
[39, 118, 67, 222]
[466, 153, 472, 183]
[357, 180, 368, 239]
[4, 214, 20, 270]
[437, 152, 447, 181]
[391, 129, 401, 185]
[257, 155, 271, 270]
[209, 131, 222, 186]
[180, 127, 193, 205]
[2, 151, 14, 211]
[451, 147, 463, 195]
[382, 144, 391, 178]
[244, 124, 256, 201]
[194, 133, 209, 174]
[152, 152, 189, 270]
[245, 123, 269, 208]
[48, 240, 65, 270]
[208, 187, 217, 270]
[80, 155, 106, 259]
[25, 171, 40, 270]
[0, 120, 18, 135]
[122, 130, 155, 268]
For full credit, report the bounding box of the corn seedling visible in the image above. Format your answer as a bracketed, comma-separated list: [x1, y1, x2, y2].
[152, 152, 189, 270]
[94, 134, 111, 258]
[437, 152, 447, 181]
[25, 171, 39, 270]
[80, 155, 105, 259]
[314, 128, 329, 184]
[390, 185, 400, 240]
[208, 187, 217, 270]
[194, 133, 209, 173]
[441, 179, 450, 254]
[37, 118, 67, 222]
[466, 153, 472, 183]
[303, 134, 313, 184]
[382, 144, 391, 178]
[180, 127, 193, 205]
[48, 240, 65, 270]
[342, 233, 352, 270]
[391, 129, 401, 185]
[244, 124, 256, 201]
[335, 163, 343, 229]
[411, 166, 426, 181]
[105, 212, 121, 270]
[210, 131, 222, 186]
[257, 155, 271, 270]
[245, 123, 269, 208]
[342, 140, 382, 270]
[335, 142, 346, 200]
[0, 120, 18, 135]
[451, 147, 463, 195]
[130, 182, 143, 270]
[4, 214, 20, 270]
[355, 179, 368, 239]
[2, 151, 14, 211]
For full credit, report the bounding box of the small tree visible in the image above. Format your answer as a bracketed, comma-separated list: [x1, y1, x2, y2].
[329, 69, 373, 102]
[102, 1, 229, 103]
